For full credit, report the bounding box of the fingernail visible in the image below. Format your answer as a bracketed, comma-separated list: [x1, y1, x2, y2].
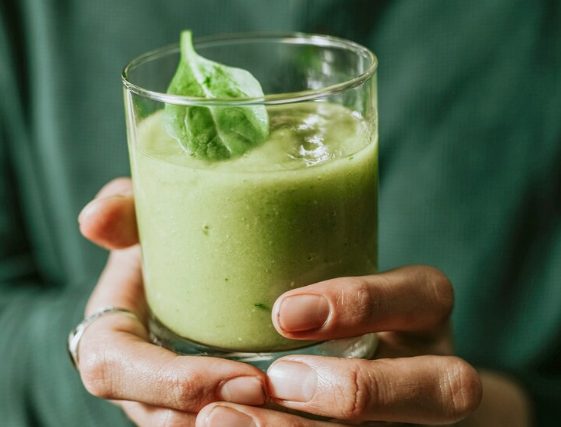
[78, 196, 124, 223]
[278, 294, 330, 332]
[203, 405, 256, 427]
[267, 361, 317, 402]
[78, 200, 99, 223]
[218, 377, 266, 405]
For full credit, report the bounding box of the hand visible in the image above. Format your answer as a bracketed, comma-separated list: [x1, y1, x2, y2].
[196, 266, 483, 426]
[78, 178, 268, 427]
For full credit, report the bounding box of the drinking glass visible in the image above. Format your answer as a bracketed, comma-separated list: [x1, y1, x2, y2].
[122, 32, 378, 370]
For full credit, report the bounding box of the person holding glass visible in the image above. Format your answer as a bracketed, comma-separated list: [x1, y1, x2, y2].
[1, 1, 558, 426]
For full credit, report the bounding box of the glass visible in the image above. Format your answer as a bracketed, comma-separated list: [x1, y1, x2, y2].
[122, 33, 378, 370]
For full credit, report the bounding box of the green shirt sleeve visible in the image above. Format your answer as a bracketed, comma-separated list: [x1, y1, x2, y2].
[0, 6, 131, 427]
[0, 147, 129, 426]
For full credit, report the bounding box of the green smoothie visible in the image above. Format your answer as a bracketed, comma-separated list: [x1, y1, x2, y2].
[130, 102, 377, 352]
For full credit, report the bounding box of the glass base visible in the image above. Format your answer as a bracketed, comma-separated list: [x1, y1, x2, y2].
[149, 315, 378, 371]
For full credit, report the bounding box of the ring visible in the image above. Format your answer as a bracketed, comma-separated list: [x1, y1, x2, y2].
[67, 306, 140, 370]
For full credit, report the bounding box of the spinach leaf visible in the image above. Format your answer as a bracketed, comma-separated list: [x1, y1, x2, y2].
[165, 31, 269, 160]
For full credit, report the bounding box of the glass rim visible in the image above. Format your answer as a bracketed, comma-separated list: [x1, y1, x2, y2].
[121, 32, 378, 106]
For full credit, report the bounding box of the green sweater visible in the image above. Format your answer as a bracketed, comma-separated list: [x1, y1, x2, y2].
[1, 1, 559, 425]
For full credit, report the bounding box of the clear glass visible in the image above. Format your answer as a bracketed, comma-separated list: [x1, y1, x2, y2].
[122, 33, 378, 370]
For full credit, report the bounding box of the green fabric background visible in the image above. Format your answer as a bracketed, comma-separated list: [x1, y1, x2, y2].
[1, 0, 559, 425]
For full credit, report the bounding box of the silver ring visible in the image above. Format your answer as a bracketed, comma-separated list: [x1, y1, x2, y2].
[67, 306, 140, 370]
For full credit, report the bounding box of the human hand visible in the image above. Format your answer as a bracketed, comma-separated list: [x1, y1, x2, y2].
[77, 178, 268, 426]
[196, 266, 483, 426]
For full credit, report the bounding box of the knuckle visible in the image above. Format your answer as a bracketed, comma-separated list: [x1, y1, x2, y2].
[342, 277, 379, 327]
[167, 368, 207, 411]
[79, 348, 114, 399]
[337, 363, 375, 419]
[440, 358, 482, 421]
[423, 266, 454, 320]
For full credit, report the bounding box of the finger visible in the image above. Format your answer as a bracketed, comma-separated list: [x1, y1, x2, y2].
[118, 400, 196, 427]
[79, 313, 268, 412]
[266, 355, 482, 425]
[197, 402, 401, 426]
[373, 327, 454, 359]
[272, 265, 453, 341]
[196, 402, 336, 427]
[84, 245, 147, 320]
[80, 248, 268, 411]
[79, 177, 138, 249]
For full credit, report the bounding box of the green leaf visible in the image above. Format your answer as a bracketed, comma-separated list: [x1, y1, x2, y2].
[165, 31, 269, 160]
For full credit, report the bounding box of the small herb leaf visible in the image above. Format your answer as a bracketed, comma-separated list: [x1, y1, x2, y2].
[165, 31, 269, 160]
[254, 303, 270, 312]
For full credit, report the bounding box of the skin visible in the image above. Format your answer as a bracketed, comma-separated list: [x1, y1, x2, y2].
[78, 178, 532, 427]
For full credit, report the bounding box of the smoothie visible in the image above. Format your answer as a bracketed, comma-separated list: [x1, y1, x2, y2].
[130, 102, 377, 352]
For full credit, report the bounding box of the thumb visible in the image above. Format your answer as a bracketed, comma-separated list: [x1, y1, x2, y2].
[79, 178, 139, 250]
